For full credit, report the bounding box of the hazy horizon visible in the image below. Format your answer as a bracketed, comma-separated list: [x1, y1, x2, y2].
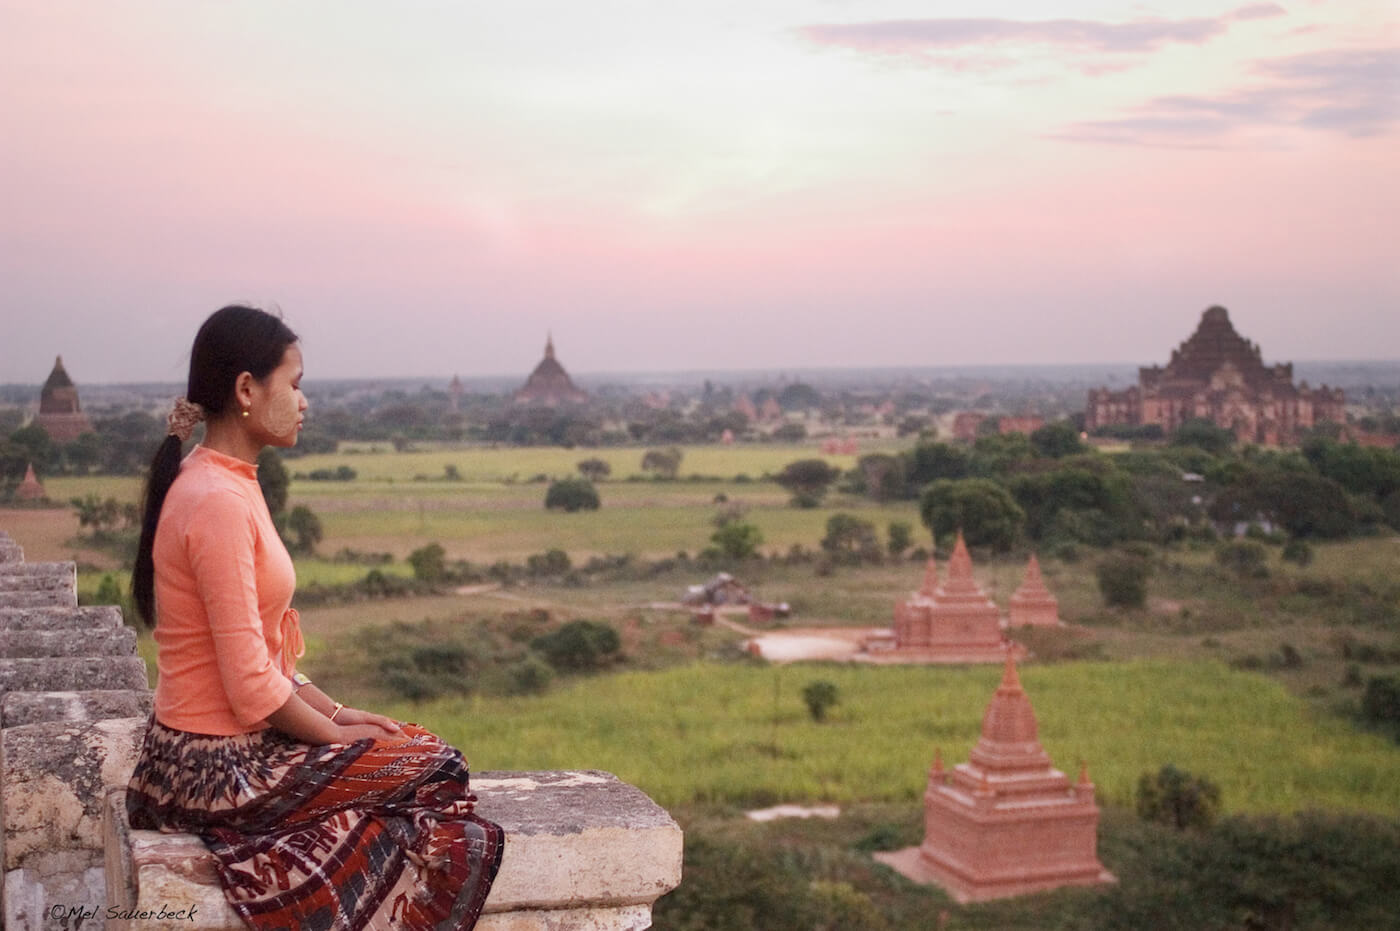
[3, 2, 1397, 383]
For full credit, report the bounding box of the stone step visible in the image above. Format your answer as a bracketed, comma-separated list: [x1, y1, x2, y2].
[0, 605, 124, 631]
[2, 690, 154, 728]
[0, 543, 23, 564]
[0, 562, 77, 587]
[1, 627, 138, 659]
[0, 656, 149, 695]
[103, 768, 683, 931]
[0, 590, 78, 609]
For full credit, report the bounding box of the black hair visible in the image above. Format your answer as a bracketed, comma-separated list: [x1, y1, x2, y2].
[132, 305, 298, 625]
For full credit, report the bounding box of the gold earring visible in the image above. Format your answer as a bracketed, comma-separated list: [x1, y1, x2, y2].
[242, 408, 250, 418]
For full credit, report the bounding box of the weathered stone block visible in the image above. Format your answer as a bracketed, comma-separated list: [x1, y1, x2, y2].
[2, 716, 146, 869]
[0, 543, 22, 565]
[0, 562, 77, 591]
[1, 627, 138, 659]
[0, 590, 78, 609]
[0, 657, 149, 695]
[2, 690, 154, 729]
[5, 851, 104, 931]
[0, 606, 124, 631]
[105, 770, 683, 931]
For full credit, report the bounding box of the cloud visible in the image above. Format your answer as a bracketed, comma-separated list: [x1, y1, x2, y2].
[1229, 4, 1288, 22]
[1053, 47, 1400, 145]
[798, 15, 1231, 59]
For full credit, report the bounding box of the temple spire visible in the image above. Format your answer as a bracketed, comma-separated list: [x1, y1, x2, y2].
[545, 331, 555, 360]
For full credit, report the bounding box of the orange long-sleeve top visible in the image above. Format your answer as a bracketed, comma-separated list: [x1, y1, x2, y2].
[151, 445, 303, 735]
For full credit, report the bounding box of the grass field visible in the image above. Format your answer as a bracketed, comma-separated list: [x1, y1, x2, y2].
[361, 659, 1400, 815]
[291, 443, 870, 483]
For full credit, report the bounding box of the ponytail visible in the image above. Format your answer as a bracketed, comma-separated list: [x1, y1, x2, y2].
[128, 305, 298, 627]
[132, 435, 183, 625]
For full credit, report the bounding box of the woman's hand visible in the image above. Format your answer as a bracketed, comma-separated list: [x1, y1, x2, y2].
[334, 706, 404, 739]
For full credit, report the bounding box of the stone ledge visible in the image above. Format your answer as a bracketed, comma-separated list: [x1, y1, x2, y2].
[0, 605, 124, 631]
[2, 690, 154, 728]
[0, 657, 149, 694]
[1, 627, 138, 658]
[104, 770, 682, 931]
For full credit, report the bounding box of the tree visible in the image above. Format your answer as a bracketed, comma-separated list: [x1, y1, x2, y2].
[641, 447, 683, 479]
[1136, 764, 1222, 830]
[801, 680, 839, 722]
[905, 441, 969, 486]
[775, 458, 842, 508]
[710, 521, 763, 560]
[257, 449, 290, 515]
[1030, 421, 1086, 459]
[544, 478, 600, 512]
[855, 453, 906, 501]
[887, 520, 912, 557]
[287, 506, 323, 554]
[918, 478, 1025, 552]
[820, 513, 881, 564]
[531, 620, 621, 672]
[70, 495, 122, 534]
[576, 457, 612, 481]
[1097, 552, 1152, 608]
[407, 542, 447, 582]
[1173, 418, 1234, 455]
[777, 382, 822, 411]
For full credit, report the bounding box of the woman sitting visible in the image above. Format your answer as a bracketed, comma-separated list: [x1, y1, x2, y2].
[126, 305, 502, 930]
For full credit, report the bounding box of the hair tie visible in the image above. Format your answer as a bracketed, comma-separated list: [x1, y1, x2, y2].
[167, 397, 205, 441]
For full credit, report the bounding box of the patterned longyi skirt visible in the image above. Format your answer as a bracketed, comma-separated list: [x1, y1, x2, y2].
[126, 719, 504, 931]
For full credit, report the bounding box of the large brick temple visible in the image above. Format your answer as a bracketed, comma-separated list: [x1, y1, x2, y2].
[513, 334, 587, 406]
[36, 356, 93, 442]
[1085, 306, 1344, 445]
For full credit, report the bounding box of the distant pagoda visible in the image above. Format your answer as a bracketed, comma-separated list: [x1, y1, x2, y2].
[875, 656, 1114, 902]
[37, 356, 93, 442]
[1085, 306, 1344, 445]
[513, 334, 587, 406]
[883, 533, 1023, 664]
[15, 463, 46, 502]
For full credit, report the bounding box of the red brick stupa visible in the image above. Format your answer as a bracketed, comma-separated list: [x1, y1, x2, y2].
[513, 334, 587, 406]
[875, 656, 1114, 902]
[1007, 555, 1061, 628]
[15, 463, 46, 502]
[885, 533, 1019, 663]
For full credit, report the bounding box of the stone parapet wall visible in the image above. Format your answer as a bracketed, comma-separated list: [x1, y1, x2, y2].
[105, 769, 682, 931]
[0, 528, 682, 930]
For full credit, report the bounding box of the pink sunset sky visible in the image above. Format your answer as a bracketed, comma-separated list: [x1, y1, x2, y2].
[1, 0, 1396, 383]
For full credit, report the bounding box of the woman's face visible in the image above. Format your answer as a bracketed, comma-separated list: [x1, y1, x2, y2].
[250, 344, 307, 448]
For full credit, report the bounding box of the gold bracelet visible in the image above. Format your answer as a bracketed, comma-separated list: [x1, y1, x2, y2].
[330, 702, 345, 722]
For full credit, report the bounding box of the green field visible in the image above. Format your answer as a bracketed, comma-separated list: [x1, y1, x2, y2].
[367, 660, 1400, 815]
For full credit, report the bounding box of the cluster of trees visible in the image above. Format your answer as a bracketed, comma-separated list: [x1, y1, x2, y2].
[1, 412, 166, 482]
[837, 422, 1400, 554]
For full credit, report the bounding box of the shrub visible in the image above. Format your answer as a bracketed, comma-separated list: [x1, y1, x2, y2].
[408, 542, 447, 582]
[1281, 538, 1314, 566]
[507, 654, 554, 695]
[801, 680, 839, 722]
[886, 521, 912, 557]
[544, 478, 600, 512]
[1215, 539, 1268, 578]
[1360, 675, 1400, 739]
[710, 521, 763, 560]
[1097, 553, 1152, 608]
[1136, 763, 1221, 830]
[531, 620, 622, 672]
[526, 549, 572, 578]
[576, 457, 611, 481]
